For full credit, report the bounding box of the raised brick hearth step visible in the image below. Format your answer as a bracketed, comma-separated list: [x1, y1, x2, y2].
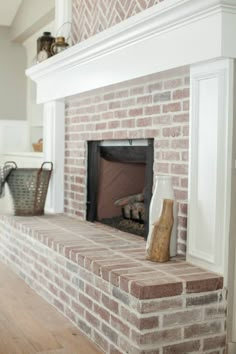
[0, 214, 227, 354]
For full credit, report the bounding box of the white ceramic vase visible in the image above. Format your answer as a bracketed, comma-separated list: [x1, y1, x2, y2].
[146, 175, 177, 257]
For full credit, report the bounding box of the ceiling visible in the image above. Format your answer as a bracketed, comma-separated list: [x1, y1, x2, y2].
[0, 0, 22, 26]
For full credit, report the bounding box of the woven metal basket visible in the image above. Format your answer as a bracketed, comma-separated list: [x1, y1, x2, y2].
[6, 161, 53, 216]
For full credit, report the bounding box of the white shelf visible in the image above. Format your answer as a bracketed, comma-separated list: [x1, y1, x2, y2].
[4, 152, 43, 158]
[31, 124, 43, 127]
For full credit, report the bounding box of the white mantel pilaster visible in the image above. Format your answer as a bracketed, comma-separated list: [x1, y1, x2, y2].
[187, 58, 234, 278]
[43, 100, 65, 213]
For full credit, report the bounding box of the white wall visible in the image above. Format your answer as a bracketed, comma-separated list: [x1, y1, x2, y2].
[0, 26, 26, 120]
[0, 120, 28, 153]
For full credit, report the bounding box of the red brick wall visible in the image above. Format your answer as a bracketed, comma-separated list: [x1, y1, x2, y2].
[65, 66, 190, 255]
[72, 0, 165, 44]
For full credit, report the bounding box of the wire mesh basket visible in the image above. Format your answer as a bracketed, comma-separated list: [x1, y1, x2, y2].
[6, 161, 53, 216]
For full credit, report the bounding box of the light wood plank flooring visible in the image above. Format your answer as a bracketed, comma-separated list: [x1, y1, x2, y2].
[0, 262, 103, 354]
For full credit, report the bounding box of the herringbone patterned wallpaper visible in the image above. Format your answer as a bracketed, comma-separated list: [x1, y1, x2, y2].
[71, 0, 164, 44]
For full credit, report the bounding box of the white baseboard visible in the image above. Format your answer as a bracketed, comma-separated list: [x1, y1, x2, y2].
[228, 342, 236, 354]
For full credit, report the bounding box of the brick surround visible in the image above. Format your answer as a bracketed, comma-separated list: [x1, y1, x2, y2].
[65, 66, 189, 254]
[0, 215, 227, 354]
[71, 0, 165, 44]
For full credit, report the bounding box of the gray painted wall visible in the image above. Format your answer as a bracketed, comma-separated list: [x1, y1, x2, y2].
[0, 26, 26, 120]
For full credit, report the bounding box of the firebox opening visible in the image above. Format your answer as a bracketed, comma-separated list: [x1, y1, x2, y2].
[86, 139, 154, 239]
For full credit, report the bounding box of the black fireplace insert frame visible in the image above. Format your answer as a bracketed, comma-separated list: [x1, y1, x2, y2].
[86, 139, 154, 239]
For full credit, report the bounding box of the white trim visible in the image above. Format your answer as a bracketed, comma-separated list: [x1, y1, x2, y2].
[228, 343, 236, 354]
[3, 152, 43, 158]
[26, 0, 236, 103]
[0, 120, 27, 126]
[43, 101, 65, 214]
[187, 58, 234, 278]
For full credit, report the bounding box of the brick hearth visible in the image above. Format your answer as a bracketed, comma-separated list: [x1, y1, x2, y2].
[0, 214, 226, 353]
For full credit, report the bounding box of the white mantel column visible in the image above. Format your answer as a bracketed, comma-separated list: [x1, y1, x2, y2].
[43, 100, 64, 213]
[187, 58, 234, 279]
[55, 0, 72, 39]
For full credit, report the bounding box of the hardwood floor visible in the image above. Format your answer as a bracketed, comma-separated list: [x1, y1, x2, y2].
[0, 262, 103, 354]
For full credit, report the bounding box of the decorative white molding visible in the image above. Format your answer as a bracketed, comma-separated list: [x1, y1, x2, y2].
[43, 101, 65, 214]
[26, 0, 236, 104]
[187, 58, 234, 277]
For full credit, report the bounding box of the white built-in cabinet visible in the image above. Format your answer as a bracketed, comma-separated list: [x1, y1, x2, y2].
[23, 22, 54, 151]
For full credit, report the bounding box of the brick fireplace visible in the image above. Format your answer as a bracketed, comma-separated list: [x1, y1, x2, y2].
[22, 0, 236, 351]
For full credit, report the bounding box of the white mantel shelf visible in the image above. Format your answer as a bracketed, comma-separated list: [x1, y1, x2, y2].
[26, 0, 236, 104]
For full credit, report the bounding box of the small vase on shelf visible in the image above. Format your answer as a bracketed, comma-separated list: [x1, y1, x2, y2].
[146, 175, 177, 257]
[146, 199, 174, 262]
